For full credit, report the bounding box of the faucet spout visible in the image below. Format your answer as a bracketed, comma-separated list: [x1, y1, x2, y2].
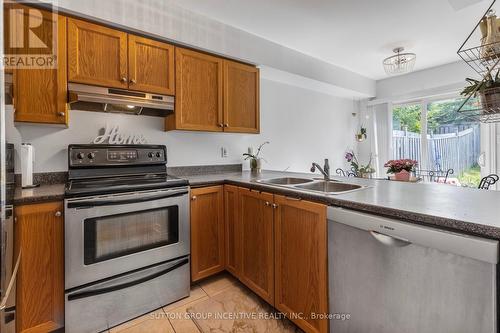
[311, 161, 330, 180]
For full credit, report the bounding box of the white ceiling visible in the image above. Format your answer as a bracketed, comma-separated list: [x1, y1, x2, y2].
[169, 0, 489, 80]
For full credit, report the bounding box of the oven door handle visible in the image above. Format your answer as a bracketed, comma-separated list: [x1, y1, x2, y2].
[67, 189, 188, 208]
[67, 257, 189, 301]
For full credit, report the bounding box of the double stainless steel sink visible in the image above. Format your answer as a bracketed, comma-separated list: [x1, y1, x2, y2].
[256, 177, 368, 195]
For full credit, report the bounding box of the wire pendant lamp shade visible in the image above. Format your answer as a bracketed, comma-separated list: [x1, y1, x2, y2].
[383, 47, 416, 75]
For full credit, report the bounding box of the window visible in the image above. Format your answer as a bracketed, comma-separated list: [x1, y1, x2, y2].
[392, 96, 482, 187]
[392, 103, 423, 166]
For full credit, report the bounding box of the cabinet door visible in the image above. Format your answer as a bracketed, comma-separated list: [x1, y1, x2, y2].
[274, 196, 328, 333]
[128, 35, 175, 95]
[15, 202, 64, 333]
[166, 48, 223, 131]
[7, 7, 68, 124]
[190, 186, 225, 282]
[239, 188, 274, 304]
[224, 185, 241, 278]
[68, 18, 128, 88]
[223, 60, 260, 133]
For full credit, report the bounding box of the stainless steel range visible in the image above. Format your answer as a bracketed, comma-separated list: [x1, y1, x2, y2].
[64, 144, 190, 333]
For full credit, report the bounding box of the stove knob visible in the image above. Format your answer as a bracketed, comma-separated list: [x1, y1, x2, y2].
[87, 152, 95, 159]
[156, 152, 161, 158]
[76, 152, 85, 160]
[148, 152, 154, 158]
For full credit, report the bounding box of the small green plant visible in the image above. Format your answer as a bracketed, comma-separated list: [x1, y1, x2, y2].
[355, 126, 367, 141]
[461, 69, 500, 97]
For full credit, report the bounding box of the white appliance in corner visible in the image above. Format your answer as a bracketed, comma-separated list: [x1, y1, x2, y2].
[20, 143, 38, 188]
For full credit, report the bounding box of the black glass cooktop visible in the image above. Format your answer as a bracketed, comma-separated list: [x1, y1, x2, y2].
[66, 174, 188, 197]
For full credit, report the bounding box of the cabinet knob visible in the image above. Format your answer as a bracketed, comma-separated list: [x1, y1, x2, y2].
[55, 211, 62, 217]
[58, 111, 65, 117]
[272, 203, 278, 209]
[218, 123, 224, 128]
[191, 196, 197, 201]
[265, 201, 270, 206]
[224, 123, 229, 127]
[120, 76, 127, 83]
[130, 79, 137, 84]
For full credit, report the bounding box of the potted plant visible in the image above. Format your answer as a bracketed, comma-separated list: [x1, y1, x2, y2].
[384, 159, 418, 181]
[344, 151, 375, 178]
[461, 69, 500, 110]
[355, 126, 367, 142]
[243, 141, 269, 173]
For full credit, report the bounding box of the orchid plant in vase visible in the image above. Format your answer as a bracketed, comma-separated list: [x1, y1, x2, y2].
[344, 150, 375, 178]
[243, 141, 269, 172]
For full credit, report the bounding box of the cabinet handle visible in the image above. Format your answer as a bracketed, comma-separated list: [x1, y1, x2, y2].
[55, 211, 62, 217]
[120, 76, 127, 83]
[272, 203, 278, 209]
[58, 111, 65, 117]
[285, 196, 302, 201]
[191, 196, 197, 201]
[130, 79, 137, 84]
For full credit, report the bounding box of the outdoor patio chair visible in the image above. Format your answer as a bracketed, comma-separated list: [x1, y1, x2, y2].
[478, 174, 499, 190]
[336, 168, 356, 177]
[415, 165, 454, 183]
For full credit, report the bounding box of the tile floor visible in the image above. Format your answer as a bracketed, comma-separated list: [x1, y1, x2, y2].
[107, 272, 298, 333]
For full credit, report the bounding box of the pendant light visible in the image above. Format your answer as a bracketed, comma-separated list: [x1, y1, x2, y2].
[383, 47, 416, 75]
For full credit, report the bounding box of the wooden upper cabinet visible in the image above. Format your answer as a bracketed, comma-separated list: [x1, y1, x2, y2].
[166, 47, 223, 131]
[239, 188, 275, 305]
[224, 185, 241, 278]
[223, 60, 260, 133]
[68, 18, 128, 88]
[15, 201, 64, 333]
[128, 35, 175, 95]
[6, 6, 68, 124]
[274, 196, 328, 333]
[190, 186, 225, 282]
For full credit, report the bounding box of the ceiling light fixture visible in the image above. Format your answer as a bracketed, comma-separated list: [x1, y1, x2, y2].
[382, 47, 416, 75]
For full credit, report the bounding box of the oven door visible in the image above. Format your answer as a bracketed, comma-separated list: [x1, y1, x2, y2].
[65, 187, 189, 289]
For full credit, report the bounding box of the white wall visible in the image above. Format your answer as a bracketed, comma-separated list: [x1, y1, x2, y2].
[6, 76, 357, 173]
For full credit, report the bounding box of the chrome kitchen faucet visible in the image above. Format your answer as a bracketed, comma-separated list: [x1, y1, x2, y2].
[311, 159, 330, 180]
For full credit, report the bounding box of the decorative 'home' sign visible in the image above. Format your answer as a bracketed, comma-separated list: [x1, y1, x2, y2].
[93, 124, 147, 144]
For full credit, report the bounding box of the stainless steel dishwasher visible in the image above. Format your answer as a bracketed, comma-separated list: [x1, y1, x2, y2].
[328, 206, 499, 333]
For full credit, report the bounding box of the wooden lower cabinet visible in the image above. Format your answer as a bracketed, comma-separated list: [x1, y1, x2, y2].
[274, 195, 328, 333]
[190, 186, 225, 282]
[238, 188, 275, 304]
[15, 201, 64, 333]
[191, 185, 328, 333]
[224, 185, 241, 277]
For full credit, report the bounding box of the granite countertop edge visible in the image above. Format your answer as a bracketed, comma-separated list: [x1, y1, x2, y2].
[13, 171, 500, 240]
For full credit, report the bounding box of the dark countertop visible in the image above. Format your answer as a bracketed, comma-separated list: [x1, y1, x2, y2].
[13, 170, 500, 240]
[183, 170, 500, 240]
[14, 183, 66, 205]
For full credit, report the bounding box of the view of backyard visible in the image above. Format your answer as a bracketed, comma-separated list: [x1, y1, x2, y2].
[392, 97, 481, 187]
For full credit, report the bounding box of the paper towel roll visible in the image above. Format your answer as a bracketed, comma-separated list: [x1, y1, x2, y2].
[21, 143, 35, 188]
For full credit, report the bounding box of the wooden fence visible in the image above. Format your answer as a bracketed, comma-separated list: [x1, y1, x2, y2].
[392, 126, 480, 175]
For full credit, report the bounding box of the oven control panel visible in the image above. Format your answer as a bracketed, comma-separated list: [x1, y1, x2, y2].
[69, 145, 167, 167]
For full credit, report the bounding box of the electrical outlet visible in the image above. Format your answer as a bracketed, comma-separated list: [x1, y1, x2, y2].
[221, 147, 228, 158]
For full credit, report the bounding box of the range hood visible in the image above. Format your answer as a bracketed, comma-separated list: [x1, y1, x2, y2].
[68, 83, 174, 117]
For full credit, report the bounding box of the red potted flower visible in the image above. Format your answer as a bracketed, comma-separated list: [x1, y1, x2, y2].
[384, 159, 418, 181]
